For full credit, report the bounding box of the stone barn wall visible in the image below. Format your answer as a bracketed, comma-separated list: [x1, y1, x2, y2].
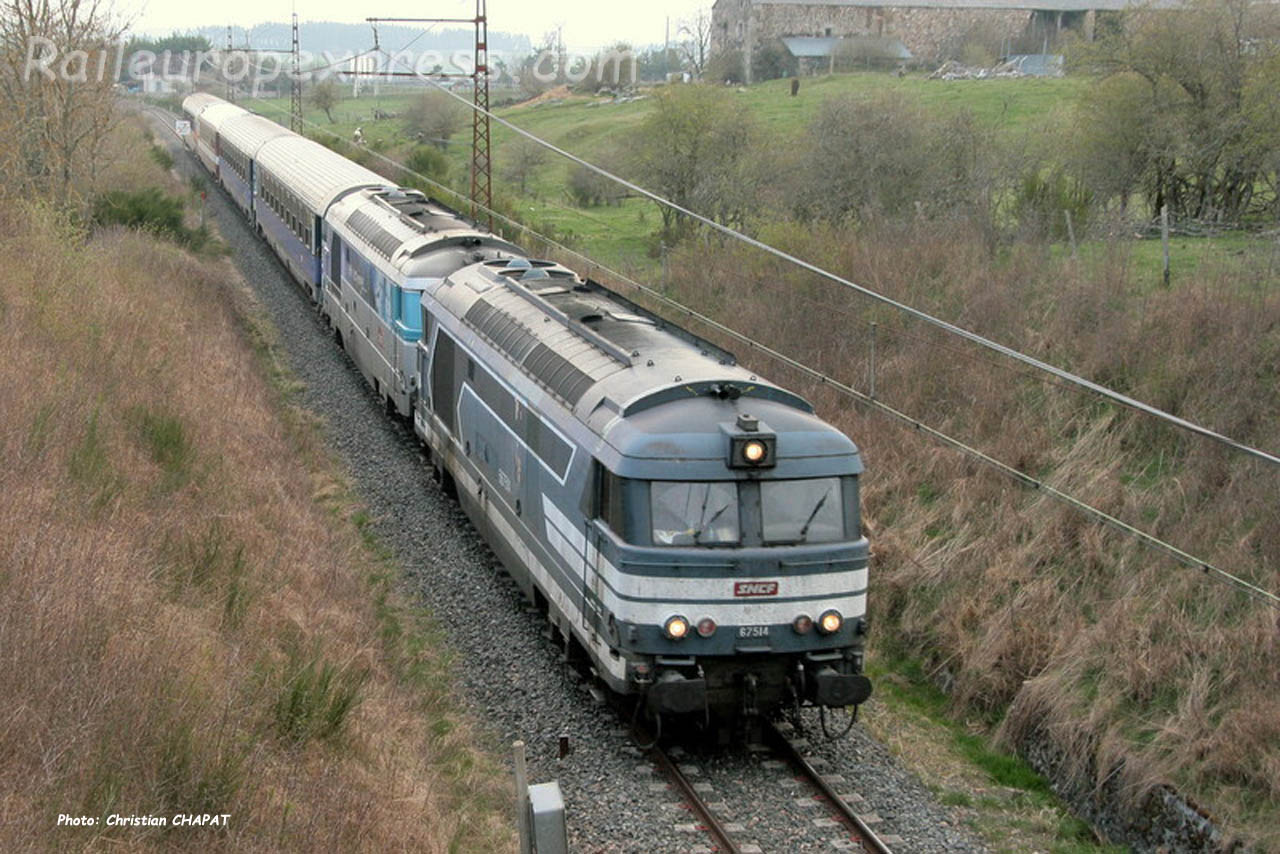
[712, 0, 1035, 72]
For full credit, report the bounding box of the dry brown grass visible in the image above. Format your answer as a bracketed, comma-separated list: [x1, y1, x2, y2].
[0, 127, 513, 850]
[659, 218, 1280, 847]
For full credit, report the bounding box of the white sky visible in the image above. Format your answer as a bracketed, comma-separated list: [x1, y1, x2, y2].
[122, 0, 711, 51]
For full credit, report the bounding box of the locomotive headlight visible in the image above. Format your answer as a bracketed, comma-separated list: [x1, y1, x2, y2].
[818, 609, 843, 635]
[696, 617, 717, 638]
[728, 433, 776, 468]
[664, 615, 690, 640]
[792, 614, 813, 635]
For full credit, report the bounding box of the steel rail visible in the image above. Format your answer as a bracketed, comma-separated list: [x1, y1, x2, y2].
[764, 720, 896, 854]
[644, 734, 742, 854]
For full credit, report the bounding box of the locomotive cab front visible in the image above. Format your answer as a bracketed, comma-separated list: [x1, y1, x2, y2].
[587, 390, 872, 721]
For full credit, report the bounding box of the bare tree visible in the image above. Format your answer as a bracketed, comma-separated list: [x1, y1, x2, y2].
[678, 8, 712, 78]
[402, 89, 467, 150]
[0, 0, 126, 208]
[501, 136, 547, 195]
[310, 78, 339, 123]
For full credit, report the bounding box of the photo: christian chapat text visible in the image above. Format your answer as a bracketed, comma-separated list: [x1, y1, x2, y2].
[57, 814, 230, 827]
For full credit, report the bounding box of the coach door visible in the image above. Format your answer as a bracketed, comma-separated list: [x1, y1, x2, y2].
[329, 232, 342, 289]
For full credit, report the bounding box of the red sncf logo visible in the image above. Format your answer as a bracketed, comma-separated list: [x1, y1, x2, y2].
[734, 581, 779, 597]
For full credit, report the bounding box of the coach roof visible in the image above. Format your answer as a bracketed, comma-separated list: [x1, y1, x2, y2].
[218, 113, 297, 160]
[254, 135, 391, 216]
[194, 102, 249, 134]
[181, 92, 227, 118]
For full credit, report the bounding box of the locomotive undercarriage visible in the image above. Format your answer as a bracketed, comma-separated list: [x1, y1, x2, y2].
[640, 650, 872, 722]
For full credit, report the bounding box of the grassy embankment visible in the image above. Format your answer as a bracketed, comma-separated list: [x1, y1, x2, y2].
[249, 73, 1278, 846]
[0, 117, 513, 851]
[653, 218, 1279, 850]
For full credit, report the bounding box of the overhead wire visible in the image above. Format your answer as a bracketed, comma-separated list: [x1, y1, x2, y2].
[247, 97, 1280, 610]
[398, 69, 1280, 469]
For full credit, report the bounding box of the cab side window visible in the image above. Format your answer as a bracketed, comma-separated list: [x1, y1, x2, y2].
[598, 467, 627, 539]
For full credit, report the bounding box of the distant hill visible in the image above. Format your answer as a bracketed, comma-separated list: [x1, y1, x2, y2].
[184, 20, 531, 58]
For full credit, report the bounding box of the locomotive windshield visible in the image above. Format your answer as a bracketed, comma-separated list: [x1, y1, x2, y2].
[651, 481, 740, 546]
[761, 478, 844, 544]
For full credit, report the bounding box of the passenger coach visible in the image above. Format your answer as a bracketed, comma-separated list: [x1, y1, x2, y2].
[322, 187, 523, 417]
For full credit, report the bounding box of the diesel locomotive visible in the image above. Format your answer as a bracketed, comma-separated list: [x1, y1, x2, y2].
[181, 92, 872, 726]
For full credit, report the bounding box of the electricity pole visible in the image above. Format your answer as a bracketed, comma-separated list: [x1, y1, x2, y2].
[225, 26, 233, 100]
[291, 13, 303, 133]
[366, 1, 493, 228]
[471, 0, 492, 229]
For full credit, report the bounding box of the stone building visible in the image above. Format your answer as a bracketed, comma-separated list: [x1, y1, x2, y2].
[710, 0, 1139, 81]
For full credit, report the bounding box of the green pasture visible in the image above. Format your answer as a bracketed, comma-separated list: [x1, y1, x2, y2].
[247, 72, 1274, 287]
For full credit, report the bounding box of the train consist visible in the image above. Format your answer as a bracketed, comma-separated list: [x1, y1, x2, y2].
[181, 92, 873, 726]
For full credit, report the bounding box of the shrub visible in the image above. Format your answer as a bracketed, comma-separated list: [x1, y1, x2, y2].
[1011, 167, 1093, 241]
[567, 162, 624, 207]
[705, 49, 744, 85]
[148, 143, 174, 171]
[402, 145, 450, 187]
[750, 39, 798, 81]
[92, 187, 185, 241]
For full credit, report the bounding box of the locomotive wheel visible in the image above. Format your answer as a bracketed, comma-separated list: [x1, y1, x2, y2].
[438, 467, 457, 499]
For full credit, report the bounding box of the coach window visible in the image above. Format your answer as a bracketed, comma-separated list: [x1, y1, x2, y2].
[651, 481, 739, 546]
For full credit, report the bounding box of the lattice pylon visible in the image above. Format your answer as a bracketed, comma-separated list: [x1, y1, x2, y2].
[290, 13, 303, 133]
[470, 0, 493, 230]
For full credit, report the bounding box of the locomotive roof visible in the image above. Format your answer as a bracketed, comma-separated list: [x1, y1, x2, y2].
[254, 135, 391, 216]
[218, 113, 297, 160]
[433, 259, 811, 435]
[329, 188, 524, 277]
[598, 393, 862, 480]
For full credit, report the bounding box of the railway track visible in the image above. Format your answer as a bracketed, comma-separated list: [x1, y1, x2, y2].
[764, 719, 897, 853]
[639, 719, 900, 854]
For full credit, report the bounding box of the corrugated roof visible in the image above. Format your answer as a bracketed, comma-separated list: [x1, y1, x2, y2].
[781, 36, 843, 57]
[782, 35, 912, 59]
[1006, 53, 1065, 76]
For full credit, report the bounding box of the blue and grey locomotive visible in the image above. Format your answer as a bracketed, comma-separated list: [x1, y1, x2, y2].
[181, 93, 872, 724]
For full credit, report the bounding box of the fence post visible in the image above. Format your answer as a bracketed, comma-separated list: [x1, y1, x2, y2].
[1064, 209, 1077, 260]
[868, 321, 877, 399]
[1161, 204, 1171, 287]
[514, 741, 532, 854]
